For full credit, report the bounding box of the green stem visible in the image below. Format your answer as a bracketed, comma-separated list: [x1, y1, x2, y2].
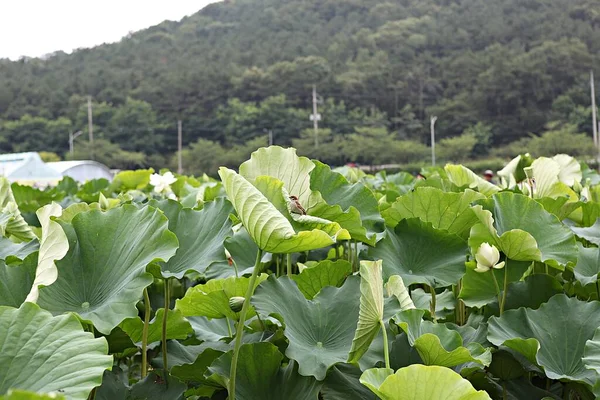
[232, 259, 239, 278]
[162, 278, 170, 379]
[429, 285, 437, 322]
[502, 382, 507, 400]
[255, 311, 266, 331]
[500, 260, 508, 315]
[490, 270, 502, 312]
[276, 254, 281, 277]
[226, 317, 233, 337]
[379, 319, 390, 369]
[141, 288, 151, 378]
[229, 249, 264, 400]
[354, 241, 359, 271]
[286, 253, 292, 276]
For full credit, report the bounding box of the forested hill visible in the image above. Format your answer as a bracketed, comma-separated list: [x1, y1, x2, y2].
[1, 0, 599, 171]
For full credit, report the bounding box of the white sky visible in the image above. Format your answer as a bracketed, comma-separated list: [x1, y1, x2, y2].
[0, 1, 218, 60]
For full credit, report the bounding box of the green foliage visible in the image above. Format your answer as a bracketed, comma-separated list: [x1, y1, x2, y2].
[1, 0, 598, 169]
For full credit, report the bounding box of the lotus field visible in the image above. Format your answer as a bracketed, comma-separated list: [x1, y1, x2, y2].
[4, 146, 600, 400]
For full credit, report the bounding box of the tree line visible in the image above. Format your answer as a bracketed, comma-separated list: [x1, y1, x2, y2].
[0, 0, 599, 173]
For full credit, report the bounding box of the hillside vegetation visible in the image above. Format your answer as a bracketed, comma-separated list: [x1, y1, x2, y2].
[0, 0, 599, 171]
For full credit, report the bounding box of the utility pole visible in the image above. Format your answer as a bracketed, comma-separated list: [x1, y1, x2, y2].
[430, 116, 438, 167]
[310, 84, 321, 148]
[592, 70, 598, 149]
[87, 96, 94, 160]
[177, 120, 183, 174]
[69, 131, 83, 156]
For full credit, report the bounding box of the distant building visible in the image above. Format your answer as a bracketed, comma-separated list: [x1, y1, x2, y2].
[0, 152, 113, 186]
[0, 152, 63, 186]
[46, 160, 113, 182]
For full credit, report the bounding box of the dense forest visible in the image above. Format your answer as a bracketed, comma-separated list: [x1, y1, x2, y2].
[1, 0, 599, 172]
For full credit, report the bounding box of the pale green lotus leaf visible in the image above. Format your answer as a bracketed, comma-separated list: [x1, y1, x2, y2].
[219, 167, 349, 253]
[291, 259, 352, 299]
[445, 164, 500, 196]
[524, 157, 579, 199]
[348, 260, 385, 364]
[25, 203, 69, 303]
[239, 146, 315, 207]
[0, 302, 112, 399]
[175, 274, 268, 320]
[385, 275, 416, 311]
[0, 178, 36, 241]
[361, 365, 491, 400]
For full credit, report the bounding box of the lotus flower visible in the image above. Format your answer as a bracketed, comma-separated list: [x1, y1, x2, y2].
[474, 242, 505, 273]
[150, 171, 177, 194]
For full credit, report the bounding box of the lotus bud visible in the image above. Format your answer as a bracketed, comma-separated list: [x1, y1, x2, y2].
[229, 296, 245, 312]
[573, 180, 582, 193]
[474, 242, 505, 273]
[225, 248, 233, 266]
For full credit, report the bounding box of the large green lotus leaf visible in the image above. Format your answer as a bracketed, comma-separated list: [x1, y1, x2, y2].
[321, 364, 377, 400]
[25, 203, 69, 303]
[570, 219, 600, 246]
[0, 236, 38, 264]
[458, 260, 530, 308]
[36, 205, 179, 334]
[348, 260, 385, 364]
[573, 242, 600, 286]
[485, 274, 563, 315]
[382, 187, 484, 240]
[361, 365, 491, 400]
[154, 341, 225, 383]
[488, 294, 600, 386]
[175, 274, 268, 320]
[252, 276, 360, 380]
[369, 219, 467, 287]
[219, 167, 349, 253]
[291, 259, 352, 299]
[0, 303, 112, 399]
[206, 342, 321, 400]
[120, 308, 192, 345]
[0, 253, 37, 307]
[308, 161, 384, 245]
[536, 196, 582, 222]
[471, 192, 577, 268]
[148, 198, 233, 278]
[445, 164, 500, 196]
[188, 316, 231, 342]
[392, 309, 491, 368]
[0, 178, 36, 241]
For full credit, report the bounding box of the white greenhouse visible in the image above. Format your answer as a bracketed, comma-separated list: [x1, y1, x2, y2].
[47, 160, 113, 182]
[0, 152, 63, 185]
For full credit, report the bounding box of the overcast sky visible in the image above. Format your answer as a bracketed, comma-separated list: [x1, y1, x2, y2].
[0, 1, 218, 60]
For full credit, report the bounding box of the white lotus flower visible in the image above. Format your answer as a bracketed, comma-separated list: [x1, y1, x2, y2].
[474, 242, 505, 273]
[150, 171, 177, 193]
